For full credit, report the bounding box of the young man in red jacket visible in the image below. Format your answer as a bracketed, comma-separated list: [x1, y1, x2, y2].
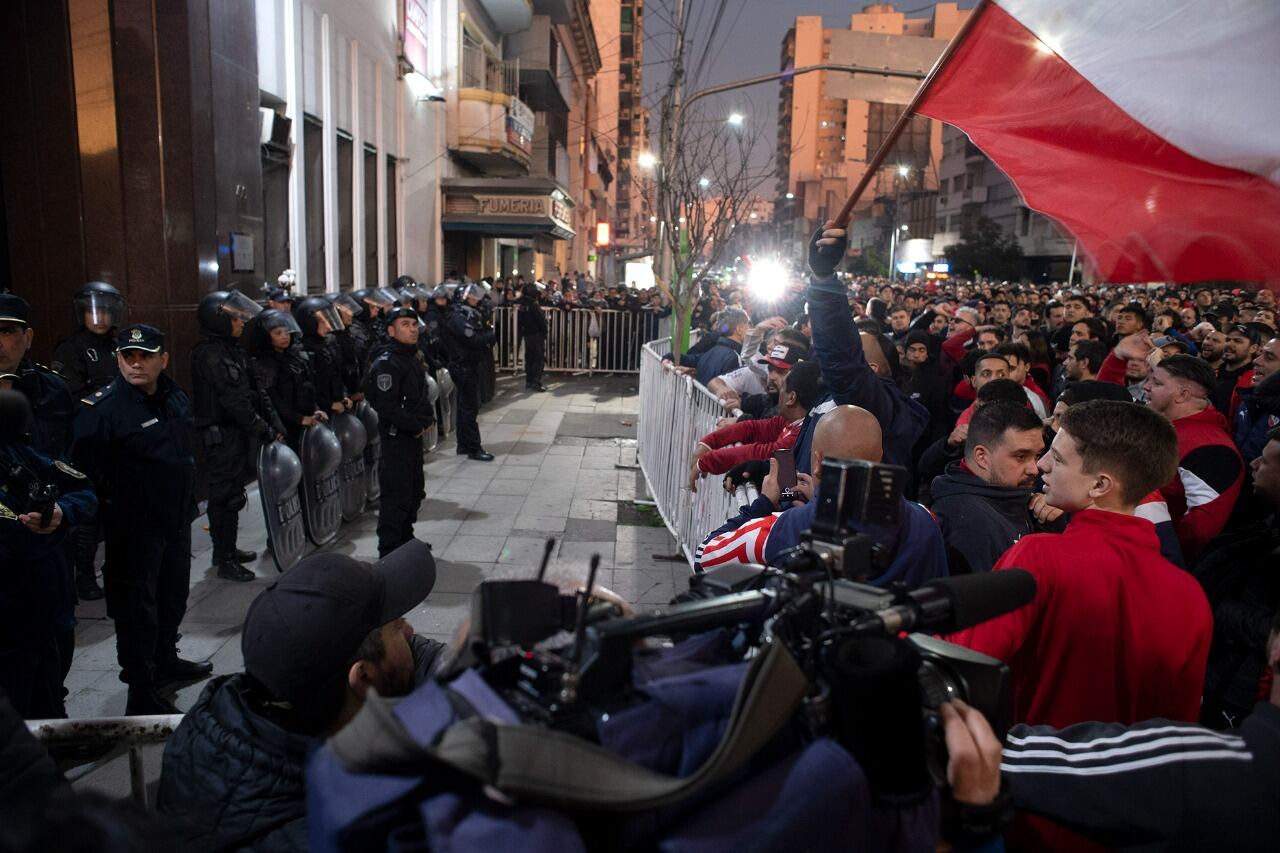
[688, 359, 822, 492]
[947, 399, 1212, 731]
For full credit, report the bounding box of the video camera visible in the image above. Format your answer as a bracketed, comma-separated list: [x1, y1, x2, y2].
[3, 460, 60, 529]
[452, 458, 1034, 804]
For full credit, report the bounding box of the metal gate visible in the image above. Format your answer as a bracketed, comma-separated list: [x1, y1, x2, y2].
[491, 306, 664, 375]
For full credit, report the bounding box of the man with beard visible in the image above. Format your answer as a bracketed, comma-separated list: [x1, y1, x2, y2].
[931, 401, 1066, 575]
[1234, 335, 1280, 463]
[1213, 324, 1263, 416]
[1199, 327, 1227, 370]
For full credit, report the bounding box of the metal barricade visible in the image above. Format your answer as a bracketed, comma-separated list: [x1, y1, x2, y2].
[27, 714, 184, 807]
[492, 306, 656, 375]
[637, 338, 759, 570]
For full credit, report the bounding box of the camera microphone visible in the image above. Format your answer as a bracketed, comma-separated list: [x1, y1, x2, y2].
[860, 569, 1037, 636]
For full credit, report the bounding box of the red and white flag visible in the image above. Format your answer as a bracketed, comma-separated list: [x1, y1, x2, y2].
[917, 0, 1280, 284]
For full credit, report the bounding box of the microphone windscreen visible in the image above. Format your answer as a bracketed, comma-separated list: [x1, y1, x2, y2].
[929, 569, 1037, 633]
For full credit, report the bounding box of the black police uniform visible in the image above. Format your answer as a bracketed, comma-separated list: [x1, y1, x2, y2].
[336, 322, 370, 397]
[191, 334, 285, 573]
[6, 359, 75, 461]
[445, 303, 496, 458]
[362, 337, 434, 557]
[517, 286, 548, 391]
[252, 346, 318, 451]
[302, 333, 347, 412]
[52, 328, 119, 601]
[71, 364, 204, 712]
[0, 437, 96, 718]
[51, 327, 119, 400]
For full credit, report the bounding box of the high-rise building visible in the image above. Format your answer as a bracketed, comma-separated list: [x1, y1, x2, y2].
[592, 0, 648, 259]
[775, 3, 969, 261]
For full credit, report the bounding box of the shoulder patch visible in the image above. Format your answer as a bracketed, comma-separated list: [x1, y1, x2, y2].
[0, 502, 16, 522]
[376, 373, 393, 392]
[81, 386, 113, 406]
[54, 460, 87, 479]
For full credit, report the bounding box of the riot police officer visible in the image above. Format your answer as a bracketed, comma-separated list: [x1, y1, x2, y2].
[295, 296, 350, 415]
[71, 325, 208, 715]
[0, 294, 76, 460]
[362, 307, 434, 557]
[518, 282, 548, 392]
[52, 282, 125, 598]
[331, 293, 369, 399]
[0, 390, 97, 719]
[191, 290, 286, 582]
[445, 283, 496, 461]
[246, 309, 320, 451]
[353, 287, 400, 360]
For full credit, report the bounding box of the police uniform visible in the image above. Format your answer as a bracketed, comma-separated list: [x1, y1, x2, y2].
[252, 346, 318, 451]
[71, 325, 209, 714]
[517, 285, 548, 391]
[362, 310, 434, 557]
[445, 295, 496, 460]
[3, 359, 75, 462]
[336, 320, 370, 397]
[191, 305, 286, 579]
[0, 392, 97, 719]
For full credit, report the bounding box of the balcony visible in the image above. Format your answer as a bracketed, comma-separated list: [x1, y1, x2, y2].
[507, 17, 570, 113]
[450, 42, 529, 175]
[961, 185, 988, 204]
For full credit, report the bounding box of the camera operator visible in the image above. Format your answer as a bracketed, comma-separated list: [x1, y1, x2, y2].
[696, 404, 947, 589]
[157, 543, 444, 851]
[0, 390, 97, 718]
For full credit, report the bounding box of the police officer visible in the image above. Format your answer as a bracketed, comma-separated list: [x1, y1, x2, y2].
[71, 325, 209, 715]
[1, 390, 96, 719]
[295, 296, 350, 416]
[191, 290, 286, 582]
[331, 293, 369, 399]
[445, 283, 496, 461]
[353, 287, 399, 360]
[518, 282, 548, 392]
[266, 286, 295, 314]
[0, 294, 76, 460]
[362, 307, 434, 557]
[51, 282, 126, 601]
[246, 309, 320, 451]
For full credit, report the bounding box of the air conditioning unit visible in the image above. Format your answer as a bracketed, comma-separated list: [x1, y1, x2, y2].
[259, 107, 292, 149]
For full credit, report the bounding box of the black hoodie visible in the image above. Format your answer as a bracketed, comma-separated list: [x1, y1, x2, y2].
[930, 460, 1067, 574]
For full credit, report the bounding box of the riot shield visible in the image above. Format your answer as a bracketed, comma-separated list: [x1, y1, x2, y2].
[257, 440, 307, 572]
[435, 367, 456, 440]
[299, 422, 343, 545]
[355, 400, 382, 503]
[423, 374, 440, 454]
[330, 411, 368, 522]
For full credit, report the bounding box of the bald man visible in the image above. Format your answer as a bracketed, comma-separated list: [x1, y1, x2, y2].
[695, 405, 948, 589]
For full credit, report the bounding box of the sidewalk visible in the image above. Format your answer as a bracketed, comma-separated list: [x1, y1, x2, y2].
[64, 373, 683, 723]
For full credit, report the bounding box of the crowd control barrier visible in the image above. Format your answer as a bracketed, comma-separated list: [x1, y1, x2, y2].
[492, 306, 668, 375]
[637, 337, 760, 569]
[27, 714, 184, 807]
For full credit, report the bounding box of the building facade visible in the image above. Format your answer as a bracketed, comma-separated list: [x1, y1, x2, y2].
[774, 3, 969, 262]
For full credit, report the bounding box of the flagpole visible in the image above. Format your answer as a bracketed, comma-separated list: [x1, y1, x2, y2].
[1068, 240, 1078, 286]
[832, 0, 990, 228]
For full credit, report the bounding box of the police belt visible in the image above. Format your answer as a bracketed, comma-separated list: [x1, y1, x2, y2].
[325, 639, 805, 810]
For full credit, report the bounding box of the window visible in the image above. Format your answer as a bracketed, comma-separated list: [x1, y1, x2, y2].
[337, 133, 353, 288]
[939, 177, 949, 193]
[936, 218, 946, 234]
[1020, 207, 1031, 237]
[866, 103, 931, 174]
[621, 7, 633, 32]
[304, 115, 325, 293]
[385, 154, 397, 280]
[262, 128, 290, 288]
[363, 145, 377, 288]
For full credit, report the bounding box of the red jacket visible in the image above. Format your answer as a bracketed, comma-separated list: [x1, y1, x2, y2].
[1162, 406, 1244, 559]
[947, 509, 1212, 729]
[696, 416, 803, 475]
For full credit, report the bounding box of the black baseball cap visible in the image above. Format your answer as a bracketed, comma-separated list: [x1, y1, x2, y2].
[1229, 323, 1264, 345]
[241, 541, 435, 706]
[115, 323, 164, 353]
[0, 294, 30, 326]
[267, 288, 295, 303]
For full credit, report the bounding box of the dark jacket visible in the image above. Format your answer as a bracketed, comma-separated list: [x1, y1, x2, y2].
[1233, 371, 1280, 463]
[302, 335, 347, 411]
[70, 374, 196, 538]
[158, 637, 447, 853]
[10, 359, 75, 460]
[156, 674, 311, 853]
[362, 341, 434, 439]
[806, 276, 928, 469]
[51, 327, 119, 399]
[693, 336, 743, 387]
[930, 461, 1067, 574]
[191, 336, 285, 438]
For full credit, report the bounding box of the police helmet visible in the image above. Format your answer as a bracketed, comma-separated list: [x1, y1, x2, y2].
[461, 282, 486, 303]
[331, 292, 365, 322]
[73, 281, 126, 329]
[198, 290, 262, 337]
[294, 296, 344, 336]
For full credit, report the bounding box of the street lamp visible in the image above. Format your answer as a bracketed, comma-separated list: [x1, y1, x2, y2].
[785, 192, 795, 200]
[638, 151, 657, 169]
[728, 113, 745, 126]
[897, 164, 911, 178]
[699, 177, 710, 189]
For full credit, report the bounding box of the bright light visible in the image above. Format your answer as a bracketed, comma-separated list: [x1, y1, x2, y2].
[638, 151, 657, 169]
[750, 212, 758, 219]
[747, 259, 788, 302]
[678, 215, 686, 223]
[405, 70, 444, 101]
[897, 164, 910, 177]
[649, 216, 657, 222]
[699, 177, 710, 189]
[900, 224, 908, 231]
[728, 113, 745, 126]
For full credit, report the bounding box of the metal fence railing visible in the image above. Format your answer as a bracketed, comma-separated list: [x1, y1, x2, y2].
[637, 337, 759, 570]
[492, 306, 667, 375]
[27, 714, 184, 807]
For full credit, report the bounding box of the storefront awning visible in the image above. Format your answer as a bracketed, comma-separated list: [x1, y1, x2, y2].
[442, 177, 575, 241]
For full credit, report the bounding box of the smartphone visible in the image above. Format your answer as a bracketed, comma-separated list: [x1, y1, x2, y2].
[773, 448, 797, 500]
